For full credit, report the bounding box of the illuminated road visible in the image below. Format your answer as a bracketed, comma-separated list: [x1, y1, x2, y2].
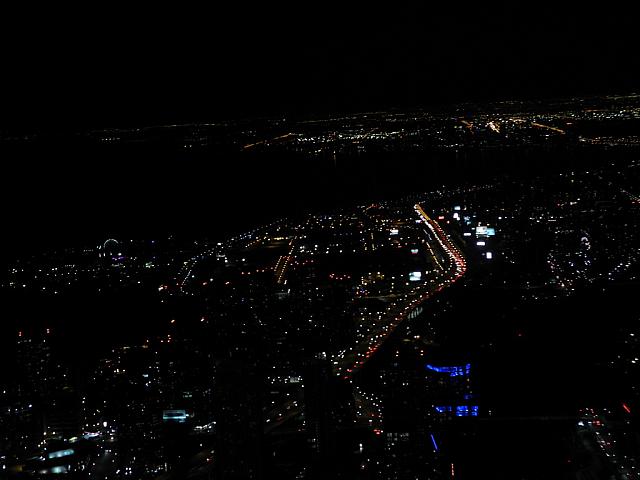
[167, 204, 467, 477]
[274, 238, 297, 284]
[264, 398, 299, 433]
[263, 204, 467, 433]
[331, 204, 466, 381]
[175, 219, 284, 292]
[530, 121, 566, 135]
[242, 132, 295, 150]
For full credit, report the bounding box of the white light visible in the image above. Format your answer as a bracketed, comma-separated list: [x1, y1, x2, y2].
[486, 252, 493, 259]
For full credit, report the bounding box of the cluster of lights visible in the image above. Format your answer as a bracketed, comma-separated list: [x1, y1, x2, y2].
[333, 205, 467, 381]
[274, 244, 296, 284]
[578, 407, 637, 478]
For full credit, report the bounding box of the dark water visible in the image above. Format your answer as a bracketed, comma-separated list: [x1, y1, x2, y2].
[0, 136, 622, 262]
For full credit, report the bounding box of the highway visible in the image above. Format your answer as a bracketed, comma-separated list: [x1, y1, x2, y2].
[167, 203, 467, 478]
[263, 204, 467, 432]
[331, 204, 466, 380]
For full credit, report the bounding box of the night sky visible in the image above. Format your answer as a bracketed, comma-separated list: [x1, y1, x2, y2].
[1, 3, 639, 130]
[1, 3, 639, 262]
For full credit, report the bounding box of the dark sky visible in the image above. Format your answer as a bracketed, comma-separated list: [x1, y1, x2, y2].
[1, 3, 639, 130]
[0, 2, 639, 264]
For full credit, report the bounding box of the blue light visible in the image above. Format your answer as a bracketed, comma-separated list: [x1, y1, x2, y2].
[434, 405, 479, 417]
[430, 433, 439, 451]
[47, 448, 74, 459]
[435, 406, 452, 413]
[163, 409, 187, 423]
[425, 364, 471, 377]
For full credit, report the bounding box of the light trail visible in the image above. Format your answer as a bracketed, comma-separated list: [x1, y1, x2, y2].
[242, 132, 295, 150]
[275, 240, 297, 284]
[332, 204, 467, 381]
[530, 122, 566, 135]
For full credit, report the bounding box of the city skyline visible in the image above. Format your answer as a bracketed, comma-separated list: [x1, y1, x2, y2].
[2, 6, 640, 479]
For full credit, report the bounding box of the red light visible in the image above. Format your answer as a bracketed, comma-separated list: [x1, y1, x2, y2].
[622, 403, 631, 414]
